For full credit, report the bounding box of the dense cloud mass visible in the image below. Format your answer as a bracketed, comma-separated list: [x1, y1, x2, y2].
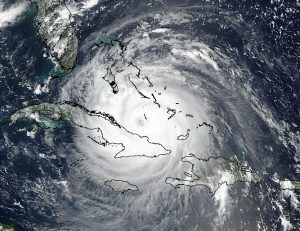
[0, 0, 299, 230]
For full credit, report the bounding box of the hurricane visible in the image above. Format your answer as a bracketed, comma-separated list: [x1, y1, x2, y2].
[0, 0, 299, 230]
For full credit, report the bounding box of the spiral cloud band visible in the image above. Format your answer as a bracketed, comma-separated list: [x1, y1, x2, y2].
[53, 5, 299, 229]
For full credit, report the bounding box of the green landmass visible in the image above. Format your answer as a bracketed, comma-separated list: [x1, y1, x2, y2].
[9, 102, 80, 129]
[31, 0, 78, 70]
[8, 101, 120, 131]
[0, 222, 16, 231]
[293, 181, 300, 189]
[7, 101, 171, 158]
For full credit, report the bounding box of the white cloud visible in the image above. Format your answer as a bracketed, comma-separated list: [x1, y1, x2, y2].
[0, 1, 28, 28]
